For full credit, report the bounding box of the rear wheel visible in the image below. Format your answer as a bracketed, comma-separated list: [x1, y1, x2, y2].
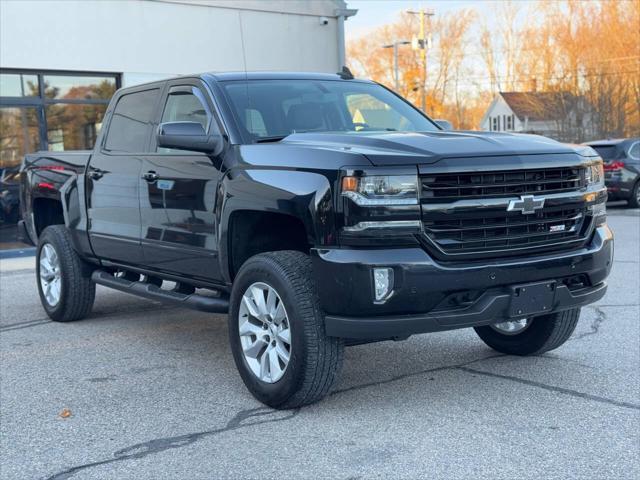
[474, 308, 580, 355]
[37, 225, 95, 322]
[229, 251, 344, 409]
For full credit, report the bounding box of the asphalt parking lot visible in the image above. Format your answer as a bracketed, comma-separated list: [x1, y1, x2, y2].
[1, 205, 638, 480]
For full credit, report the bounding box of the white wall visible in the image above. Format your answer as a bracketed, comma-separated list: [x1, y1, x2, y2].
[481, 95, 523, 132]
[0, 0, 345, 85]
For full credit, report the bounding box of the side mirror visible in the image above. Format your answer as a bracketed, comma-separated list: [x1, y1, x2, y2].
[157, 121, 223, 154]
[434, 119, 453, 131]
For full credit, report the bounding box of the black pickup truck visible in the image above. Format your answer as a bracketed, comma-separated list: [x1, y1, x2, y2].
[19, 71, 612, 408]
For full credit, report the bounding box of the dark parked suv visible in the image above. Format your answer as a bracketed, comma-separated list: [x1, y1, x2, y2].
[584, 138, 640, 208]
[19, 71, 612, 408]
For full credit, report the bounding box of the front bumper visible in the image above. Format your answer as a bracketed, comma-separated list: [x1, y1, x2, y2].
[312, 225, 614, 339]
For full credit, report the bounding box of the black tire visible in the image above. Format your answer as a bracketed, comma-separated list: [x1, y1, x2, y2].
[228, 251, 344, 409]
[36, 225, 96, 322]
[474, 308, 580, 355]
[627, 181, 640, 208]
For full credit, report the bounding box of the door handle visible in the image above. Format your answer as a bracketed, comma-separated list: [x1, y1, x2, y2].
[87, 168, 104, 180]
[142, 171, 159, 182]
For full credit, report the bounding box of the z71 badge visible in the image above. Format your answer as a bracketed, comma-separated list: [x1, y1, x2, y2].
[549, 224, 566, 232]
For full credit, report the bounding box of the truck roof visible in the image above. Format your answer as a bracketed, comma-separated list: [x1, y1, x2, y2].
[117, 71, 373, 92]
[204, 71, 372, 82]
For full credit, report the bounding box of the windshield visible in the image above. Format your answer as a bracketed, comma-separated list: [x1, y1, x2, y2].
[221, 79, 439, 143]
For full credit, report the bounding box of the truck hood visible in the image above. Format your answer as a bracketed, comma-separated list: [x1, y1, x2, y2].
[281, 131, 593, 166]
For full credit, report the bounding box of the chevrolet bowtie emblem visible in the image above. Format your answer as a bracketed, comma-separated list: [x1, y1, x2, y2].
[507, 195, 545, 214]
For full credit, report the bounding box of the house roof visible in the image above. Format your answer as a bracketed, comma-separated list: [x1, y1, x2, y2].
[500, 91, 578, 122]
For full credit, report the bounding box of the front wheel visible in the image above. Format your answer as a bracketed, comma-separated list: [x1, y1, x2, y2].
[36, 225, 96, 322]
[474, 308, 580, 355]
[228, 251, 344, 409]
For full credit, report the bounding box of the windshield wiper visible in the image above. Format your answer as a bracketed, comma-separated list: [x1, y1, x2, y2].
[255, 135, 288, 143]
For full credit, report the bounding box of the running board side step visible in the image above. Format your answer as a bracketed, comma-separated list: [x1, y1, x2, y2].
[91, 270, 229, 313]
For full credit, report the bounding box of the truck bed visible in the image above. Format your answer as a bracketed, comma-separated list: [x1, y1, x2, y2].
[23, 151, 92, 170]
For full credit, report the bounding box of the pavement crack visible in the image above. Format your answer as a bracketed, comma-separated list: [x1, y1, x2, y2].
[331, 353, 504, 397]
[0, 318, 51, 332]
[572, 306, 607, 341]
[1, 304, 182, 334]
[45, 407, 299, 480]
[533, 353, 595, 369]
[458, 366, 640, 411]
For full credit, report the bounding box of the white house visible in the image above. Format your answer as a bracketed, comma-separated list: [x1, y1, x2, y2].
[481, 91, 595, 142]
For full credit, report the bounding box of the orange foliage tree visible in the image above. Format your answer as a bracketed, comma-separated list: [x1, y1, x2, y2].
[347, 0, 639, 140]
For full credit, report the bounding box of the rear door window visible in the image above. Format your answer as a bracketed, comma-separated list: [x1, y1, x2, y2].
[104, 88, 159, 153]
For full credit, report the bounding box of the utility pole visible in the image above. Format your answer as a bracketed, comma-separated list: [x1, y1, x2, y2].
[407, 8, 435, 112]
[382, 41, 410, 91]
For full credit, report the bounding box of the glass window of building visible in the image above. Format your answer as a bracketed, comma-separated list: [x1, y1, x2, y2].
[0, 69, 119, 247]
[0, 73, 39, 97]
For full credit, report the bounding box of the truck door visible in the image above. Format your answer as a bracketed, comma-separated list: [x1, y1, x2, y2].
[139, 81, 223, 281]
[86, 86, 161, 264]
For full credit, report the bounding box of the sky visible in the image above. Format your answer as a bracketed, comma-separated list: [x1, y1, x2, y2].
[345, 0, 538, 41]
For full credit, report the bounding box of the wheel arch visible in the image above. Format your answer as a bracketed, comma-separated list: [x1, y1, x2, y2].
[218, 168, 336, 282]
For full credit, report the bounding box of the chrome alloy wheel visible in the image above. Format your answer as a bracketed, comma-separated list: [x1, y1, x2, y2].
[238, 282, 292, 383]
[39, 243, 62, 307]
[490, 318, 531, 335]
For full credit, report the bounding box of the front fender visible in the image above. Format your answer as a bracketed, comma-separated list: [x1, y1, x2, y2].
[218, 168, 336, 282]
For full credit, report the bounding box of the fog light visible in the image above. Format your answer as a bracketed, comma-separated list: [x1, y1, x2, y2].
[373, 268, 394, 303]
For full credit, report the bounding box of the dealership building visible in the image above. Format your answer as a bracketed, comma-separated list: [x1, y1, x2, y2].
[0, 0, 356, 249]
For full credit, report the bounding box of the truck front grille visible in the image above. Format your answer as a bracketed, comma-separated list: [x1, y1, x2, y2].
[421, 166, 584, 202]
[419, 165, 592, 259]
[422, 205, 587, 257]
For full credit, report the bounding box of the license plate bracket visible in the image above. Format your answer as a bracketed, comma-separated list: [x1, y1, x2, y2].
[509, 281, 556, 317]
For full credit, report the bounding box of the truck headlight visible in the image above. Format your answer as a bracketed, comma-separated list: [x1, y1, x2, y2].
[340, 171, 421, 236]
[586, 161, 604, 187]
[341, 175, 418, 206]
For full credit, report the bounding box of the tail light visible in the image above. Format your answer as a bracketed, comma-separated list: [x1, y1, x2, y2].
[604, 161, 625, 171]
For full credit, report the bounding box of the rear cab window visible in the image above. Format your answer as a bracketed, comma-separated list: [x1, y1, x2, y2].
[104, 88, 160, 153]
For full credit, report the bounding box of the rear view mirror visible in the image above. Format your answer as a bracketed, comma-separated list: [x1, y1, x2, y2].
[157, 121, 223, 154]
